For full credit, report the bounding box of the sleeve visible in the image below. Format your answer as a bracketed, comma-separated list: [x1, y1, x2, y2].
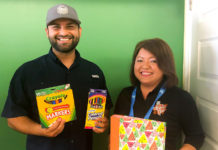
[1, 66, 29, 118]
[113, 88, 131, 116]
[179, 91, 205, 149]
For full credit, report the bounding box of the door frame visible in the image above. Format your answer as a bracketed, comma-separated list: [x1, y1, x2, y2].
[183, 0, 193, 91]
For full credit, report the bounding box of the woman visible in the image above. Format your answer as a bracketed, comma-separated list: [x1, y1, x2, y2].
[113, 38, 204, 150]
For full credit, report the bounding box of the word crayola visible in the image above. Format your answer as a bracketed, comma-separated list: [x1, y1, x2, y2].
[44, 94, 67, 104]
[35, 84, 76, 128]
[84, 89, 107, 129]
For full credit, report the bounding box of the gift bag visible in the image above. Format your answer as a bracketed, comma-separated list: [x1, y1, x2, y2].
[110, 115, 166, 150]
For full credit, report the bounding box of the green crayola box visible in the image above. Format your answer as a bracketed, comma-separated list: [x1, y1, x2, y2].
[35, 84, 76, 128]
[84, 89, 107, 129]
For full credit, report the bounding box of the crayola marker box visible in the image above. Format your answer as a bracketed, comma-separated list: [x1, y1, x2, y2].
[84, 89, 107, 129]
[35, 84, 76, 128]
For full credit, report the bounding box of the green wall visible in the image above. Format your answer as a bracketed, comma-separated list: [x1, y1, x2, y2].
[0, 0, 184, 149]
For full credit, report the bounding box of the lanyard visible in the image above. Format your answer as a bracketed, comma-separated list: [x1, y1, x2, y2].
[129, 85, 166, 119]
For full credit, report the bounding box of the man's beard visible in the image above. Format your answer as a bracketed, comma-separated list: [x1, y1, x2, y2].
[49, 35, 80, 53]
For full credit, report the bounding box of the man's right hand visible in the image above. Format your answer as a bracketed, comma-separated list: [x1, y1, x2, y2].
[7, 116, 65, 137]
[42, 117, 65, 137]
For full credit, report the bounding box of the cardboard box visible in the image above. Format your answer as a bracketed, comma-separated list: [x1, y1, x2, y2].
[35, 84, 76, 128]
[110, 115, 166, 150]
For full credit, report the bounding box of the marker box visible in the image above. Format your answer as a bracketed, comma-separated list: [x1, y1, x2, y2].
[35, 84, 76, 128]
[84, 89, 107, 129]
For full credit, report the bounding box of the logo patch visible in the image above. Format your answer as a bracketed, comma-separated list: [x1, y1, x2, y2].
[153, 101, 167, 116]
[92, 74, 99, 78]
[57, 5, 68, 15]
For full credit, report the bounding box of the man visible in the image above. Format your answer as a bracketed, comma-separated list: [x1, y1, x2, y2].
[1, 4, 113, 150]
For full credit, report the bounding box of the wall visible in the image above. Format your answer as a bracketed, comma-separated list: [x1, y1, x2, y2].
[0, 0, 184, 149]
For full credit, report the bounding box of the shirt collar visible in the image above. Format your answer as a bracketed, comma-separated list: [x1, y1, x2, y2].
[152, 78, 166, 93]
[48, 47, 81, 69]
[137, 77, 166, 97]
[48, 47, 58, 61]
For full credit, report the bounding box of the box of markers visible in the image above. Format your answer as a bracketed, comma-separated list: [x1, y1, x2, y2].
[84, 89, 107, 129]
[35, 84, 76, 128]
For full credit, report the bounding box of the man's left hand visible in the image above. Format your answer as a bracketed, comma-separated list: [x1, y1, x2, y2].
[92, 117, 109, 133]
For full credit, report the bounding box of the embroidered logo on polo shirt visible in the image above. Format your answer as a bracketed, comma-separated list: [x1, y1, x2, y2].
[92, 74, 99, 78]
[153, 101, 167, 116]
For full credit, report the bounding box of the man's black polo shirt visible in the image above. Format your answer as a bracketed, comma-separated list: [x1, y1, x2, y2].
[114, 83, 204, 150]
[2, 49, 113, 150]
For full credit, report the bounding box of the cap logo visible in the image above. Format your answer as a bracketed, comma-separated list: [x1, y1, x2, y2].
[57, 5, 68, 15]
